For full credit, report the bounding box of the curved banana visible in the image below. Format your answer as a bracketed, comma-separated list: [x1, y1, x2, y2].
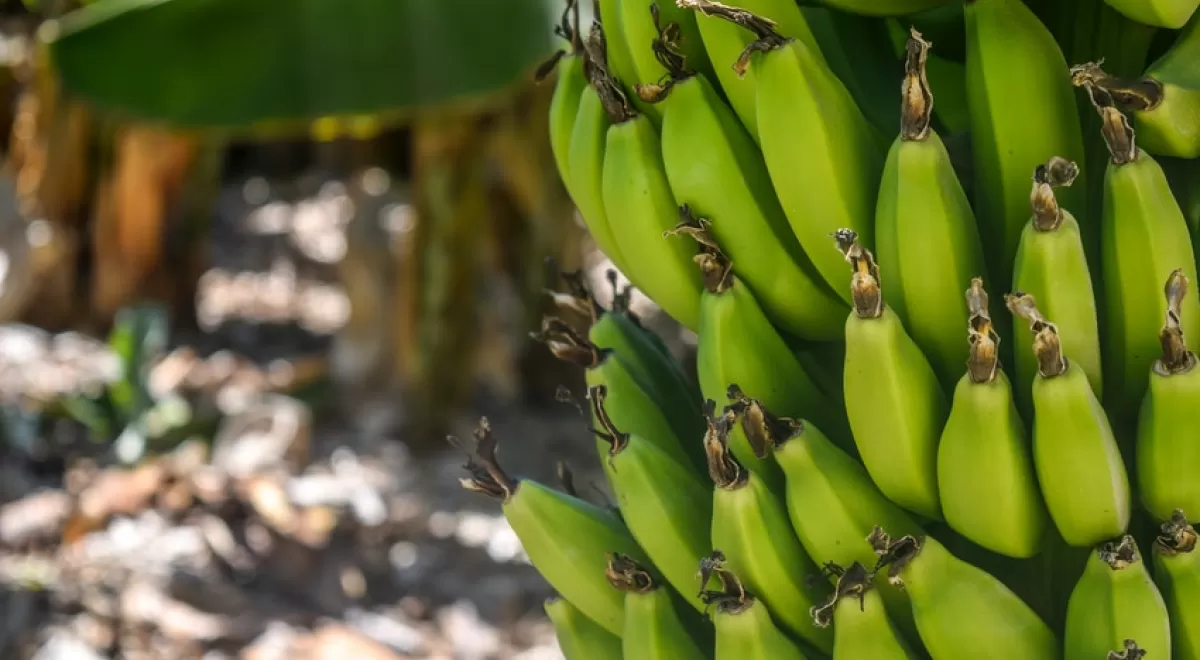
[545, 1, 589, 185]
[1006, 293, 1132, 548]
[705, 404, 833, 653]
[680, 0, 884, 303]
[1064, 535, 1171, 660]
[699, 551, 811, 660]
[647, 38, 848, 341]
[535, 317, 704, 473]
[1011, 156, 1103, 419]
[457, 419, 650, 635]
[596, 0, 652, 117]
[598, 69, 704, 331]
[872, 527, 1060, 659]
[875, 29, 989, 392]
[965, 0, 1090, 289]
[591, 384, 713, 612]
[606, 553, 710, 659]
[545, 593, 624, 659]
[1152, 510, 1200, 659]
[1103, 0, 1197, 31]
[936, 279, 1048, 559]
[837, 229, 949, 521]
[729, 389, 924, 644]
[1073, 91, 1200, 423]
[810, 562, 921, 660]
[1137, 270, 1200, 523]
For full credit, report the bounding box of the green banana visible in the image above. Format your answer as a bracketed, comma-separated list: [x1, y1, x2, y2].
[874, 29, 989, 392]
[1011, 156, 1103, 419]
[680, 0, 885, 304]
[937, 278, 1048, 559]
[965, 0, 1090, 289]
[837, 229, 949, 521]
[596, 62, 705, 332]
[1073, 90, 1200, 422]
[590, 384, 712, 612]
[606, 553, 710, 659]
[456, 419, 650, 636]
[535, 317, 704, 473]
[1152, 510, 1200, 659]
[619, 0, 717, 113]
[1137, 269, 1200, 523]
[704, 404, 833, 653]
[545, 593, 624, 659]
[544, 0, 589, 185]
[647, 35, 848, 341]
[1162, 156, 1200, 241]
[1102, 0, 1197, 30]
[596, 0, 654, 118]
[872, 527, 1060, 659]
[1006, 293, 1132, 548]
[810, 562, 921, 660]
[1064, 535, 1171, 660]
[728, 389, 924, 644]
[680, 217, 852, 484]
[699, 551, 811, 660]
[808, 10, 903, 142]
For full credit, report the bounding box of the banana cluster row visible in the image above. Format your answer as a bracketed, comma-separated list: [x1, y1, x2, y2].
[459, 0, 1200, 657]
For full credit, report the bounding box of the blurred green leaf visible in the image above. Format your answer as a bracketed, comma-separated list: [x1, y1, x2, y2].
[43, 0, 557, 128]
[107, 303, 169, 420]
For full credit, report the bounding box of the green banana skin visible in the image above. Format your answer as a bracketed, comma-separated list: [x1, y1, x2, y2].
[549, 52, 588, 185]
[618, 0, 718, 114]
[596, 0, 657, 119]
[838, 230, 949, 521]
[812, 10, 904, 142]
[1137, 269, 1200, 523]
[965, 0, 1090, 290]
[1161, 156, 1200, 243]
[458, 420, 651, 636]
[601, 106, 705, 332]
[1007, 293, 1132, 548]
[655, 70, 848, 342]
[937, 278, 1048, 559]
[545, 594, 624, 659]
[1153, 511, 1200, 659]
[1103, 0, 1198, 31]
[700, 553, 811, 660]
[1011, 157, 1103, 420]
[606, 554, 711, 660]
[810, 562, 921, 660]
[591, 385, 713, 613]
[1064, 535, 1172, 660]
[873, 529, 1060, 659]
[735, 391, 925, 646]
[682, 0, 884, 304]
[566, 83, 632, 276]
[1138, 14, 1200, 159]
[874, 30, 989, 392]
[705, 407, 834, 653]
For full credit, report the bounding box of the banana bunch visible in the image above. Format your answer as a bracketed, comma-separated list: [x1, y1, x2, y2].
[461, 0, 1200, 656]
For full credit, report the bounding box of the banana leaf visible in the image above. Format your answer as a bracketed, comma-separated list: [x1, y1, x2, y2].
[42, 0, 556, 128]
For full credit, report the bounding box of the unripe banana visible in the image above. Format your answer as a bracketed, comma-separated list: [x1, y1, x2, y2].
[680, 218, 852, 485]
[606, 553, 710, 659]
[1006, 293, 1132, 548]
[596, 0, 653, 117]
[545, 593, 624, 659]
[1063, 535, 1171, 660]
[590, 384, 712, 612]
[729, 389, 924, 644]
[810, 562, 921, 660]
[679, 0, 884, 303]
[875, 29, 989, 392]
[536, 317, 704, 473]
[619, 0, 717, 114]
[699, 551, 811, 660]
[1102, 0, 1198, 28]
[936, 279, 1048, 559]
[1138, 270, 1200, 524]
[704, 404, 833, 653]
[457, 419, 650, 635]
[965, 0, 1090, 289]
[646, 37, 847, 341]
[544, 1, 589, 185]
[1011, 156, 1103, 418]
[872, 527, 1060, 659]
[1068, 89, 1200, 423]
[1152, 510, 1200, 659]
[837, 229, 949, 521]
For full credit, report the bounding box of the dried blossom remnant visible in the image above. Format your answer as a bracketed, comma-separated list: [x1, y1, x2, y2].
[666, 205, 732, 294]
[697, 549, 755, 616]
[676, 0, 787, 78]
[1156, 268, 1198, 376]
[1004, 292, 1067, 378]
[634, 3, 694, 104]
[867, 526, 924, 586]
[583, 22, 636, 124]
[726, 383, 803, 458]
[530, 316, 601, 368]
[1029, 157, 1080, 232]
[899, 27, 934, 142]
[809, 561, 874, 629]
[452, 418, 518, 502]
[1070, 60, 1163, 112]
[535, 0, 584, 82]
[1073, 74, 1139, 166]
[1155, 509, 1198, 557]
[1107, 640, 1146, 660]
[834, 229, 883, 319]
[703, 399, 747, 489]
[589, 384, 631, 456]
[605, 552, 657, 593]
[1098, 535, 1142, 570]
[966, 278, 1000, 384]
